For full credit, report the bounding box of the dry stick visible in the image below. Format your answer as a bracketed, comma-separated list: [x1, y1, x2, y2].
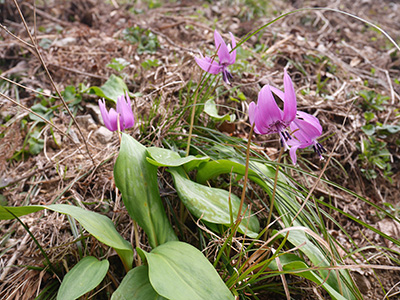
[0, 23, 33, 48]
[0, 91, 82, 150]
[0, 75, 60, 98]
[236, 124, 254, 224]
[12, 0, 94, 165]
[264, 147, 285, 241]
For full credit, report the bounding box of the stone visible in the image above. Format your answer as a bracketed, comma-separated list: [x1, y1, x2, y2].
[76, 115, 97, 131]
[86, 103, 104, 125]
[95, 126, 114, 144]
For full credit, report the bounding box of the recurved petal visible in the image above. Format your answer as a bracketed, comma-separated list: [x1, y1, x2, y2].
[99, 99, 116, 131]
[214, 30, 230, 65]
[248, 102, 256, 125]
[269, 86, 285, 102]
[195, 56, 222, 74]
[257, 85, 282, 129]
[291, 118, 321, 144]
[289, 144, 300, 165]
[282, 70, 297, 124]
[296, 111, 322, 134]
[228, 32, 236, 65]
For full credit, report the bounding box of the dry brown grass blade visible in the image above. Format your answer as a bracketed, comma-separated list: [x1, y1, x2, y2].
[12, 0, 94, 165]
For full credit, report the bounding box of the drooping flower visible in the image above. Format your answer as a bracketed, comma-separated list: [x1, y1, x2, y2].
[195, 30, 236, 84]
[288, 111, 326, 164]
[248, 70, 297, 148]
[98, 92, 135, 132]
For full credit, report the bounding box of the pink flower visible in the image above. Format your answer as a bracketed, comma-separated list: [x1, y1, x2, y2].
[195, 30, 236, 84]
[288, 111, 326, 165]
[248, 70, 297, 148]
[98, 92, 135, 132]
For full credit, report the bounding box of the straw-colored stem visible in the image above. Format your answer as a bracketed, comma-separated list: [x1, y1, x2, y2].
[264, 147, 284, 241]
[236, 124, 254, 224]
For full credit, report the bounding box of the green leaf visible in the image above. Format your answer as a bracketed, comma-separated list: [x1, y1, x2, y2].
[107, 58, 130, 72]
[89, 75, 129, 103]
[0, 204, 133, 271]
[146, 147, 209, 168]
[114, 133, 178, 248]
[268, 254, 349, 300]
[111, 265, 166, 300]
[361, 124, 375, 135]
[28, 130, 44, 155]
[204, 99, 235, 122]
[169, 167, 259, 238]
[57, 256, 109, 300]
[138, 241, 235, 300]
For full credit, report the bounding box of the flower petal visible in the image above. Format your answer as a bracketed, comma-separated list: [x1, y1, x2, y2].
[248, 102, 256, 125]
[282, 70, 297, 124]
[228, 32, 236, 65]
[289, 144, 300, 165]
[117, 93, 135, 130]
[256, 85, 283, 132]
[195, 56, 221, 74]
[214, 30, 230, 65]
[291, 118, 321, 145]
[269, 86, 285, 102]
[296, 111, 322, 134]
[99, 99, 118, 131]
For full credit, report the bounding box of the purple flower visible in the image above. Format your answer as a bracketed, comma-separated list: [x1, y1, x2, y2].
[248, 70, 297, 148]
[98, 92, 135, 132]
[288, 111, 326, 164]
[195, 30, 236, 84]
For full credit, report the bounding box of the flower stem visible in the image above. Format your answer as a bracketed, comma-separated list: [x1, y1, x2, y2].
[236, 124, 254, 224]
[264, 147, 284, 241]
[133, 220, 142, 266]
[185, 73, 202, 157]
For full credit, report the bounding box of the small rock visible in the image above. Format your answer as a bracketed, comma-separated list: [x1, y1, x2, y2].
[69, 128, 80, 144]
[52, 37, 77, 47]
[86, 104, 104, 125]
[95, 127, 114, 144]
[76, 115, 97, 131]
[48, 132, 62, 149]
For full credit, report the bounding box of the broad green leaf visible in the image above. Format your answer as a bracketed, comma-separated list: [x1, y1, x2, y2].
[57, 256, 109, 300]
[268, 254, 348, 300]
[204, 99, 235, 122]
[111, 265, 166, 300]
[114, 133, 178, 248]
[89, 75, 129, 103]
[146, 147, 209, 168]
[138, 241, 234, 300]
[169, 167, 259, 238]
[196, 159, 283, 184]
[0, 204, 133, 270]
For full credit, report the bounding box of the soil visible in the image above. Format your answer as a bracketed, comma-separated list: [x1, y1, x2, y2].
[0, 0, 399, 299]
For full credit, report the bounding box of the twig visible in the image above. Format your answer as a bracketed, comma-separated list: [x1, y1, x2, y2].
[0, 75, 60, 99]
